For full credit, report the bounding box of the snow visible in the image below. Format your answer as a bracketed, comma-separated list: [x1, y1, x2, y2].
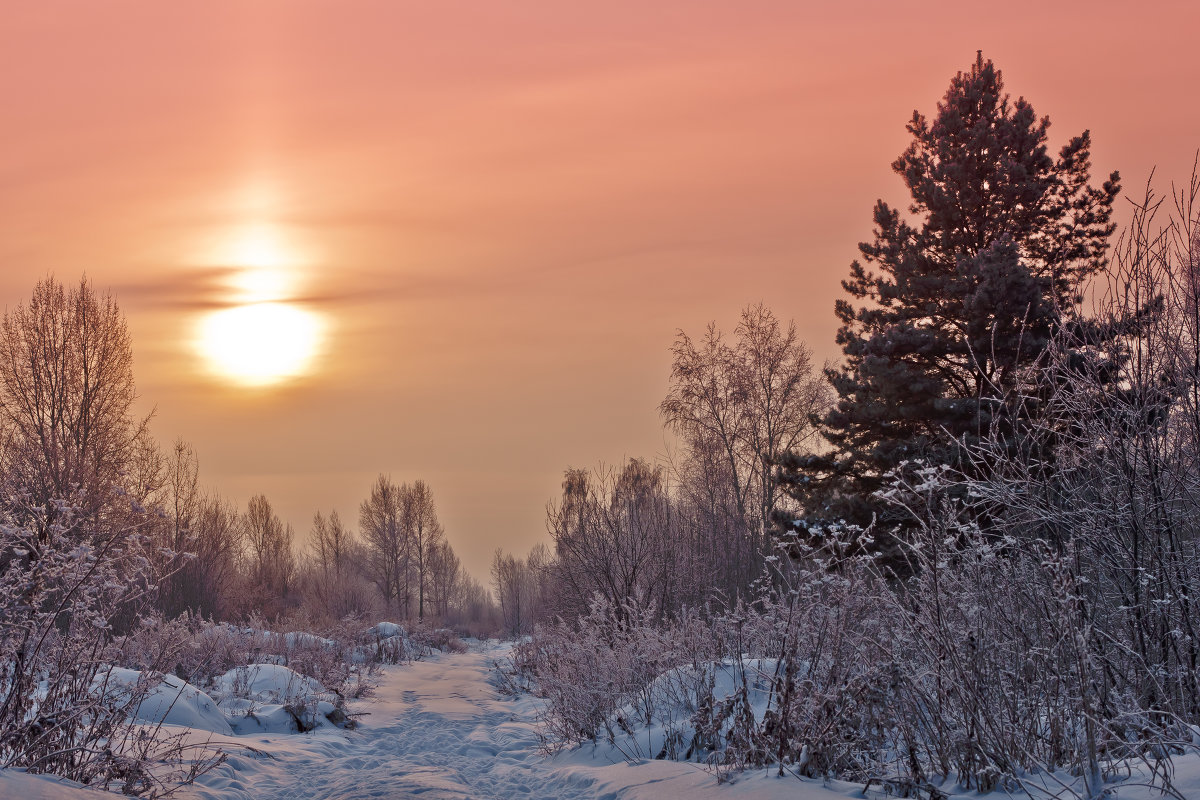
[207, 663, 344, 734]
[601, 658, 781, 762]
[356, 621, 411, 663]
[11, 643, 1199, 800]
[212, 663, 325, 705]
[174, 645, 836, 800]
[222, 701, 309, 735]
[175, 644, 1200, 800]
[280, 631, 335, 649]
[365, 621, 406, 639]
[0, 770, 96, 800]
[94, 666, 232, 735]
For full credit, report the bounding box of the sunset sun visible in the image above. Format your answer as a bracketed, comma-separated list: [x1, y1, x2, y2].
[194, 220, 326, 386]
[199, 301, 322, 386]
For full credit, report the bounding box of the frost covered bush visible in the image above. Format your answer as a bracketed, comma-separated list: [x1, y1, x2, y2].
[513, 594, 727, 753]
[0, 502, 222, 793]
[408, 624, 467, 656]
[189, 616, 371, 707]
[360, 621, 411, 664]
[209, 662, 344, 733]
[512, 508, 1192, 798]
[110, 610, 382, 725]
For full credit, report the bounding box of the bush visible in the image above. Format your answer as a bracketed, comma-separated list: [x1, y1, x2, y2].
[0, 502, 223, 794]
[507, 516, 1191, 798]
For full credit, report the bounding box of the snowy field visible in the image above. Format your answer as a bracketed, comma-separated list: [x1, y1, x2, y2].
[4, 643, 1200, 800]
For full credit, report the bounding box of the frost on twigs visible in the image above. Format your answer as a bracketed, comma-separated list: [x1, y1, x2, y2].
[0, 499, 224, 794]
[511, 501, 1195, 799]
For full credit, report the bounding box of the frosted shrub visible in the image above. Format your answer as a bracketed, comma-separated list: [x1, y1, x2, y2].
[513, 593, 711, 750]
[356, 621, 420, 667]
[512, 501, 1190, 799]
[188, 616, 371, 707]
[729, 542, 897, 779]
[511, 572, 898, 775]
[878, 464, 1191, 798]
[0, 502, 222, 793]
[408, 624, 467, 657]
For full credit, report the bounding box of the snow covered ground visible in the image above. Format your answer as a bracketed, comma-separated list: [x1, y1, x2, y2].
[178, 643, 866, 800]
[4, 643, 1200, 799]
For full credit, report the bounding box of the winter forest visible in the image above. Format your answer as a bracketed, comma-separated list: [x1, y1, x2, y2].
[4, 50, 1200, 800]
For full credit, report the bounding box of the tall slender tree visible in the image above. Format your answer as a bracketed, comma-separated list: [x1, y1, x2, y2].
[780, 53, 1120, 555]
[360, 474, 408, 613]
[409, 479, 444, 621]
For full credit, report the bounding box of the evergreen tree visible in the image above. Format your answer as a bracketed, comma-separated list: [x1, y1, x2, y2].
[780, 53, 1119, 558]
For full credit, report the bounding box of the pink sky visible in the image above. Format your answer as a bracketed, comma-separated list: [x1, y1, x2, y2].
[3, 1, 1197, 582]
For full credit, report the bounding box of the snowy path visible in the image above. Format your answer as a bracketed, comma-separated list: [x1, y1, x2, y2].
[2, 646, 831, 800]
[185, 649, 604, 800]
[180, 647, 866, 800]
[5, 647, 1200, 800]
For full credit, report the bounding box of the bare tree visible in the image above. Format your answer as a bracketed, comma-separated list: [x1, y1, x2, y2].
[409, 480, 445, 620]
[546, 459, 678, 619]
[305, 509, 362, 618]
[359, 474, 411, 615]
[660, 304, 829, 595]
[492, 548, 537, 636]
[426, 539, 461, 620]
[148, 438, 202, 616]
[311, 509, 352, 581]
[0, 276, 149, 531]
[183, 492, 242, 619]
[240, 494, 295, 617]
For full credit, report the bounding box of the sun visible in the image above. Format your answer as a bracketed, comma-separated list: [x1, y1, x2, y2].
[199, 302, 323, 387]
[193, 217, 328, 387]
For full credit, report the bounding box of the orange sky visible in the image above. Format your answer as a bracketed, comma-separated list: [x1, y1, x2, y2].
[3, 1, 1197, 583]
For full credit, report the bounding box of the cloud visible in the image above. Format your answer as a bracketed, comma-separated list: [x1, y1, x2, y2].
[111, 264, 474, 312]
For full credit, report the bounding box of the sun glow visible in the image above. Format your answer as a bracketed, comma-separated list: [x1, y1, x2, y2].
[199, 302, 323, 386]
[196, 218, 326, 387]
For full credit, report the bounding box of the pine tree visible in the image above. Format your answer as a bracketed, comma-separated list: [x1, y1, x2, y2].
[780, 53, 1120, 557]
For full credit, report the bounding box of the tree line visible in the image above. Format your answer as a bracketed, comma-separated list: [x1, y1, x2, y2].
[492, 302, 831, 633]
[0, 276, 496, 634]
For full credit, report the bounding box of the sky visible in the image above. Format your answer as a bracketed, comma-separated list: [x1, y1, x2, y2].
[2, 1, 1198, 583]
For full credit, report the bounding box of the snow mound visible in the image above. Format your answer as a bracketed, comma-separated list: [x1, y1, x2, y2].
[94, 667, 232, 735]
[219, 699, 340, 735]
[213, 663, 325, 704]
[358, 622, 410, 663]
[587, 658, 781, 763]
[211, 664, 345, 734]
[0, 768, 95, 800]
[366, 621, 406, 639]
[280, 631, 335, 649]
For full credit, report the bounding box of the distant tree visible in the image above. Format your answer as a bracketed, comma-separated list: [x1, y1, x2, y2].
[302, 507, 382, 621]
[311, 509, 352, 580]
[408, 480, 445, 620]
[155, 438, 202, 616]
[183, 492, 242, 619]
[492, 548, 542, 636]
[359, 474, 411, 615]
[304, 508, 359, 618]
[241, 493, 295, 616]
[661, 304, 828, 593]
[449, 573, 497, 631]
[781, 53, 1120, 557]
[546, 459, 677, 620]
[426, 539, 461, 619]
